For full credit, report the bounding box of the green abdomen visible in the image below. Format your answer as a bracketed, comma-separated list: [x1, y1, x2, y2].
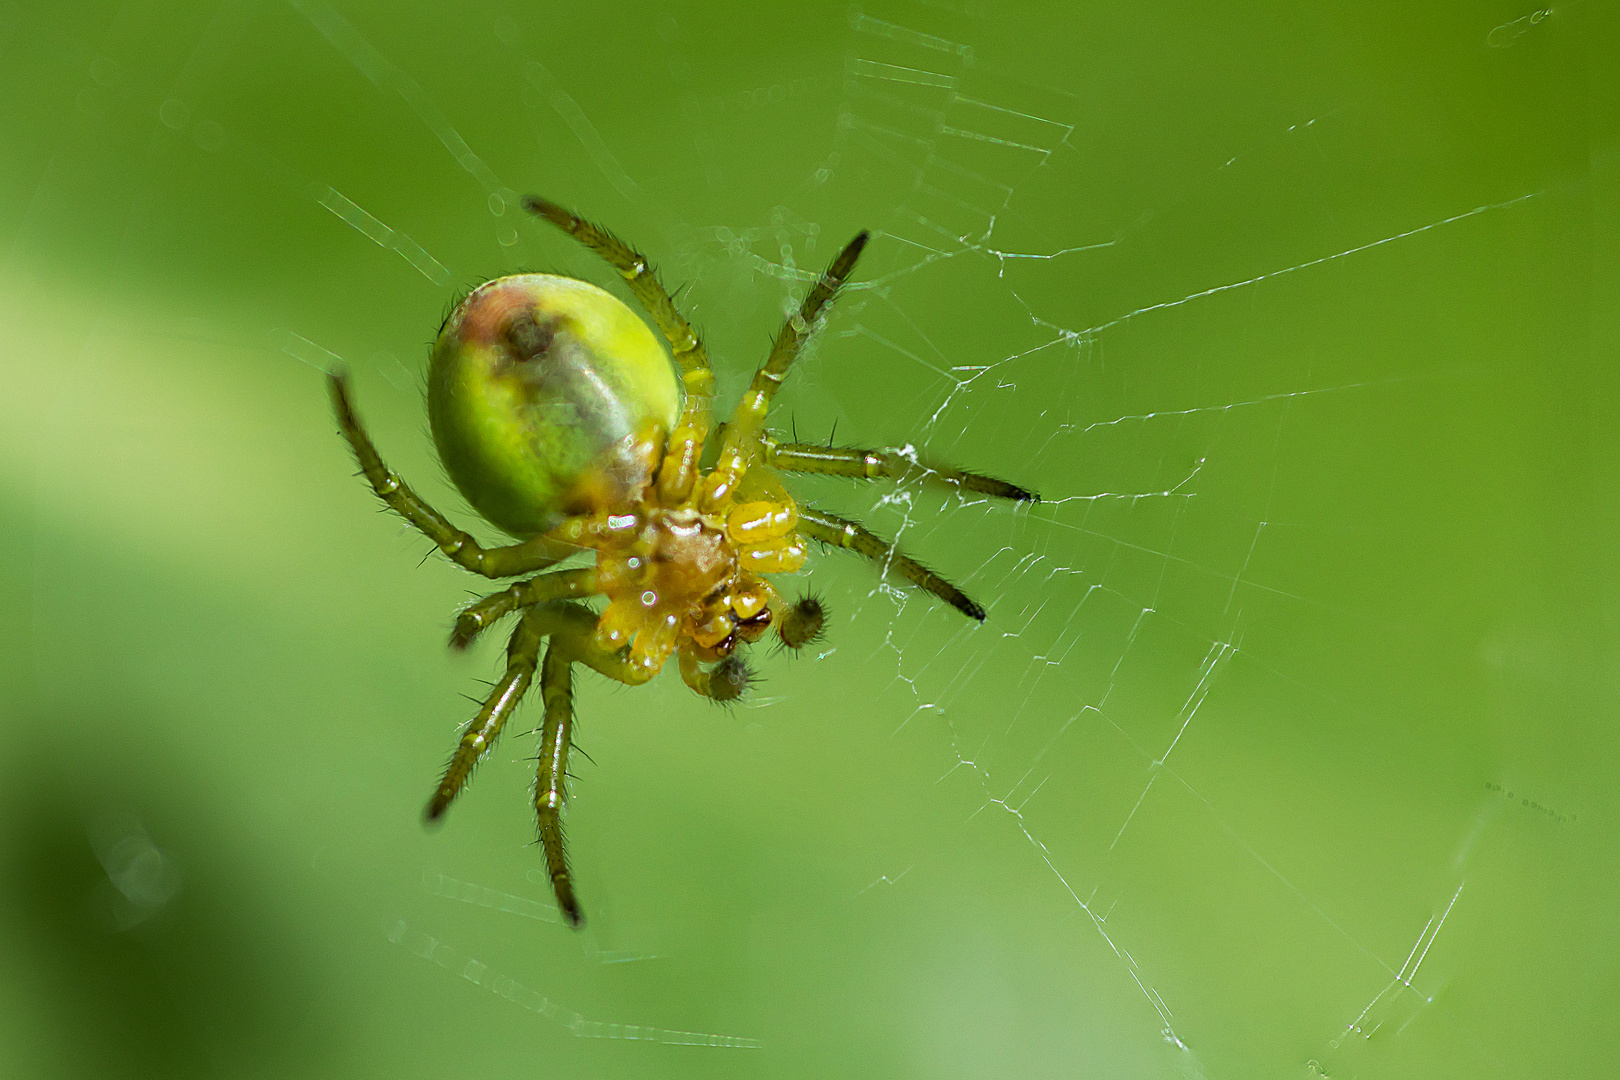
[428, 274, 680, 538]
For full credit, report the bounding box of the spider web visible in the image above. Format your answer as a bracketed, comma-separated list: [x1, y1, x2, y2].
[0, 1, 1611, 1078]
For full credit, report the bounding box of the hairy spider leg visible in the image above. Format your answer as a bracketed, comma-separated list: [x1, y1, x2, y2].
[523, 196, 716, 503]
[798, 507, 987, 621]
[709, 230, 870, 502]
[535, 644, 579, 924]
[426, 601, 658, 924]
[329, 372, 564, 577]
[427, 603, 658, 821]
[450, 566, 601, 650]
[426, 601, 549, 824]
[763, 438, 1038, 503]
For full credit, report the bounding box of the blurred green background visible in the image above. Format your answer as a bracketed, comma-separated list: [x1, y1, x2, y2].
[1, 1, 1614, 1077]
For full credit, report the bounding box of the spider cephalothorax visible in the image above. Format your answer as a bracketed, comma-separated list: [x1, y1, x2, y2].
[330, 196, 1033, 925]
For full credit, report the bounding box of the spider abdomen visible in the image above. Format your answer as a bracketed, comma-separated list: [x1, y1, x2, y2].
[428, 274, 680, 538]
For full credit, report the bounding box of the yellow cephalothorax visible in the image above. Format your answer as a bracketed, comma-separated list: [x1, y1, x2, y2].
[329, 196, 1034, 927]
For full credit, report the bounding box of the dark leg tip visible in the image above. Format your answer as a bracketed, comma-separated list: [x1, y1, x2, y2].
[975, 475, 1037, 502]
[554, 879, 584, 927]
[522, 195, 569, 224]
[956, 595, 988, 622]
[836, 230, 871, 272]
[326, 369, 354, 414]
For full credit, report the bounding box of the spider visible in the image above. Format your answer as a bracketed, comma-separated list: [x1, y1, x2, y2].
[328, 196, 1035, 926]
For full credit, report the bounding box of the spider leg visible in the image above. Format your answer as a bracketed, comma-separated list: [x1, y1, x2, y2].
[450, 566, 601, 650]
[426, 604, 548, 823]
[525, 603, 658, 925]
[522, 196, 716, 501]
[535, 644, 582, 925]
[522, 196, 709, 387]
[712, 231, 869, 492]
[797, 507, 986, 621]
[764, 438, 1037, 502]
[427, 599, 661, 927]
[329, 373, 564, 578]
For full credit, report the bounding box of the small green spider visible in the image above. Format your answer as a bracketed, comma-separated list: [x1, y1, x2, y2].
[330, 196, 1034, 925]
